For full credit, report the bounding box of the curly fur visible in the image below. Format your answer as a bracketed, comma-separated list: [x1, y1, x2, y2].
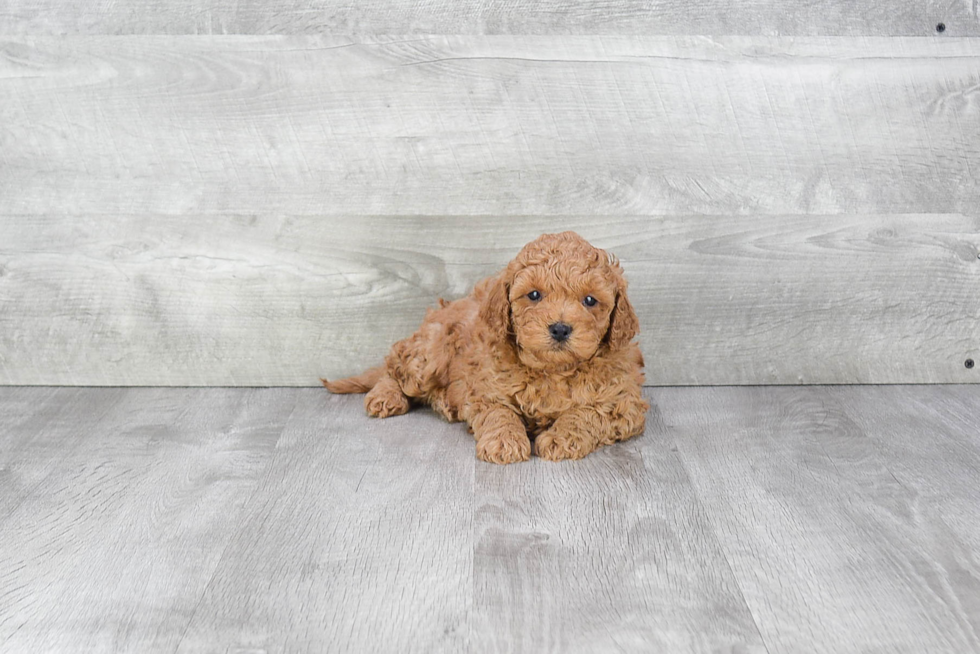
[322, 231, 648, 464]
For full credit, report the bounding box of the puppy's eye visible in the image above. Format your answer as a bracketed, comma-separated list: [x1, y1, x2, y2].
[527, 290, 542, 302]
[583, 295, 598, 307]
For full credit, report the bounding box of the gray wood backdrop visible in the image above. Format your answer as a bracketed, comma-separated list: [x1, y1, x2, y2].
[1, 8, 978, 385]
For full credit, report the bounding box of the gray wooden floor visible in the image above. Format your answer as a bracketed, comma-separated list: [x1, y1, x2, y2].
[1, 386, 979, 653]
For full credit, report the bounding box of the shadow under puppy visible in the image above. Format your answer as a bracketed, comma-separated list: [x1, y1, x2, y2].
[323, 231, 648, 464]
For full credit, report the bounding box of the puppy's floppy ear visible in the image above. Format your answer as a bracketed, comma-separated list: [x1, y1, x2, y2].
[606, 267, 639, 351]
[479, 266, 514, 343]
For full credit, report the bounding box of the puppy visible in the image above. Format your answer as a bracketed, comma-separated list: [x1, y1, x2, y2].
[323, 231, 648, 464]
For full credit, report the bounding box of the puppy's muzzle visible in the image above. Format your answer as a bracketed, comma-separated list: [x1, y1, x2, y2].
[548, 322, 573, 343]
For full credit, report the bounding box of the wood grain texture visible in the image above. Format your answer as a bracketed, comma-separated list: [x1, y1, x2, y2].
[3, 36, 980, 217]
[0, 387, 123, 522]
[827, 385, 980, 553]
[472, 419, 766, 653]
[4, 386, 980, 652]
[656, 385, 980, 653]
[1, 0, 978, 36]
[0, 387, 295, 652]
[1, 213, 977, 386]
[174, 392, 476, 654]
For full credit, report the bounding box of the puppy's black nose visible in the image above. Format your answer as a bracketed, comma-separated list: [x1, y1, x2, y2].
[548, 322, 572, 343]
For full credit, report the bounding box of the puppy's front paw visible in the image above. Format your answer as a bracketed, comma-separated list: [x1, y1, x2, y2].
[364, 379, 410, 418]
[476, 428, 531, 465]
[535, 426, 597, 461]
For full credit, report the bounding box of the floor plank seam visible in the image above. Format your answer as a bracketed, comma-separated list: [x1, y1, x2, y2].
[652, 397, 775, 654]
[170, 390, 300, 653]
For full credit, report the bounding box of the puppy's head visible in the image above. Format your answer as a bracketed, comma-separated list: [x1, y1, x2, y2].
[480, 231, 639, 370]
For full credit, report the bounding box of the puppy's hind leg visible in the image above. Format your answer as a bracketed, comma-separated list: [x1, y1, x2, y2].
[322, 366, 410, 418]
[364, 374, 411, 418]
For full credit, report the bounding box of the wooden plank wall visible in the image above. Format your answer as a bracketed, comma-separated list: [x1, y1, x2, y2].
[0, 8, 978, 385]
[2, 1, 979, 36]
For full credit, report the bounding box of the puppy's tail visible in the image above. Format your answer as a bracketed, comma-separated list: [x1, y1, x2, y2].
[320, 366, 384, 394]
